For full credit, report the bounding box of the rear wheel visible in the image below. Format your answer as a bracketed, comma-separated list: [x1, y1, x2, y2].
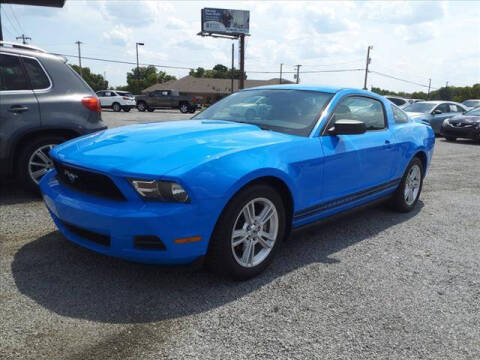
[207, 184, 286, 280]
[179, 103, 189, 113]
[137, 102, 147, 112]
[390, 157, 424, 212]
[17, 135, 66, 193]
[112, 102, 121, 112]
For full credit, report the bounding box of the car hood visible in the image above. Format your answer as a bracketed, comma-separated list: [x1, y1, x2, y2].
[51, 120, 294, 177]
[449, 115, 480, 123]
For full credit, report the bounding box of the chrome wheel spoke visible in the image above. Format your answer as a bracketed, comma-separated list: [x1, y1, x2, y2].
[231, 197, 279, 268]
[36, 150, 50, 164]
[31, 168, 49, 179]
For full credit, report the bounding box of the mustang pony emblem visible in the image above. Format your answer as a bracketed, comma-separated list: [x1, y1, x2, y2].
[64, 169, 78, 183]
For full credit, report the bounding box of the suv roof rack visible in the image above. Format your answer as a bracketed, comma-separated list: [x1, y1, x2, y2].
[0, 41, 47, 53]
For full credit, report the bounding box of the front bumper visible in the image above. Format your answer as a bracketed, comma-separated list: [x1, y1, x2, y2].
[39, 170, 220, 265]
[440, 124, 480, 140]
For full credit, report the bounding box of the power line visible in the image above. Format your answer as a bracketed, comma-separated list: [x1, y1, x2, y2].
[7, 5, 25, 34]
[2, 6, 21, 35]
[55, 53, 194, 70]
[246, 68, 364, 74]
[370, 70, 439, 90]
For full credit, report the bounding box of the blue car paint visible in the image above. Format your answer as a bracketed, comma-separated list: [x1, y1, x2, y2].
[40, 85, 435, 265]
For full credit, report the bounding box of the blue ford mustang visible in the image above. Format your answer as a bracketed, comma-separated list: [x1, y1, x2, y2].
[40, 85, 435, 279]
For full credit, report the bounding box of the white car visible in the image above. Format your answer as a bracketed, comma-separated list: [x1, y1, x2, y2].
[96, 90, 136, 112]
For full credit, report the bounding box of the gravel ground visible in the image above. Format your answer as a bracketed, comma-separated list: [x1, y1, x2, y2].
[0, 122, 479, 359]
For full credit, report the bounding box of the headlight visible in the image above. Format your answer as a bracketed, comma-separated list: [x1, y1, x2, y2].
[443, 118, 450, 126]
[129, 179, 189, 202]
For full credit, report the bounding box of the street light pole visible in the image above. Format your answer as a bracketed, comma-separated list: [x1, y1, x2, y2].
[136, 42, 144, 78]
[279, 63, 283, 84]
[363, 45, 373, 90]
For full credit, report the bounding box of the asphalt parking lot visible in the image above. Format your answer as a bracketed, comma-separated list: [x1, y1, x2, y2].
[1, 114, 479, 359]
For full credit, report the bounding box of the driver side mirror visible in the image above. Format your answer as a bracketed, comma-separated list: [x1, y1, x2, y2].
[433, 109, 442, 115]
[328, 119, 367, 135]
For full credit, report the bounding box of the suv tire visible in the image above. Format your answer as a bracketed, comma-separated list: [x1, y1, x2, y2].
[112, 102, 121, 112]
[17, 135, 66, 193]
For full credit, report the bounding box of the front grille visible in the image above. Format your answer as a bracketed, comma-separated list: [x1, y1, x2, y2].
[54, 161, 125, 201]
[62, 221, 111, 247]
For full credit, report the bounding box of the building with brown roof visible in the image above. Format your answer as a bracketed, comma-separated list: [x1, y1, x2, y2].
[142, 76, 293, 104]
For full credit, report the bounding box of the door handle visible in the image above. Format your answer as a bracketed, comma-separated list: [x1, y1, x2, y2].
[9, 105, 29, 113]
[385, 140, 391, 144]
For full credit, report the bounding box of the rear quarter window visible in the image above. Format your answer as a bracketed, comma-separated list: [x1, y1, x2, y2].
[392, 105, 409, 124]
[22, 57, 51, 90]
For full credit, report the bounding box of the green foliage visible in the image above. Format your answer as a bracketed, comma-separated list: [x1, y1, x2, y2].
[371, 84, 480, 103]
[189, 64, 245, 79]
[71, 65, 108, 92]
[115, 66, 176, 94]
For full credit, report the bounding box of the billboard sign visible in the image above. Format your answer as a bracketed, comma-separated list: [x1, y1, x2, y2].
[201, 8, 250, 35]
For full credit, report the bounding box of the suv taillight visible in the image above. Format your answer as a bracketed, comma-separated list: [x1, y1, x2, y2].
[81, 96, 101, 113]
[123, 96, 130, 100]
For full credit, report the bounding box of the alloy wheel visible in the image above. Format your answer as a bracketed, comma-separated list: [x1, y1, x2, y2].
[231, 197, 279, 268]
[28, 144, 56, 184]
[404, 164, 421, 206]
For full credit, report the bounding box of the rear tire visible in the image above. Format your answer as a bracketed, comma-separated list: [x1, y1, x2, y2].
[112, 102, 121, 112]
[137, 102, 147, 112]
[179, 103, 189, 113]
[390, 157, 424, 213]
[207, 184, 286, 280]
[17, 135, 66, 193]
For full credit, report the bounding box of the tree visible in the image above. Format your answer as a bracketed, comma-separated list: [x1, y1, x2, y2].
[371, 84, 480, 103]
[117, 66, 176, 94]
[71, 65, 108, 92]
[189, 64, 245, 79]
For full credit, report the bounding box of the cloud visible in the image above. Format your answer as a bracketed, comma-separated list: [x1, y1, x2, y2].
[166, 17, 190, 30]
[395, 23, 437, 43]
[100, 1, 165, 27]
[102, 25, 132, 47]
[359, 2, 444, 25]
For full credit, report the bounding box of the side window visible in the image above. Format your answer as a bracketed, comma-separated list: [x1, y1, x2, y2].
[22, 57, 50, 90]
[105, 91, 112, 97]
[97, 91, 105, 97]
[453, 105, 464, 113]
[333, 96, 386, 130]
[0, 54, 30, 91]
[161, 90, 169, 96]
[391, 105, 409, 124]
[436, 103, 450, 113]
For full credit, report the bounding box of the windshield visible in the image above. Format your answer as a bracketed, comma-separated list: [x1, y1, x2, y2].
[404, 102, 436, 113]
[193, 89, 332, 136]
[463, 100, 480, 108]
[465, 107, 480, 116]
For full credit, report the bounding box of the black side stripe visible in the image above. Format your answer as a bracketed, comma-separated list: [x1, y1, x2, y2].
[294, 178, 401, 220]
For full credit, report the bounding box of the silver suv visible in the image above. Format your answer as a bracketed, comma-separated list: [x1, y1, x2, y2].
[0, 42, 107, 192]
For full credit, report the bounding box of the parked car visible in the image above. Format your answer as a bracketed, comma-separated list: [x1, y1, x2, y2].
[135, 89, 197, 113]
[440, 106, 480, 142]
[385, 96, 412, 109]
[40, 85, 434, 279]
[404, 101, 467, 135]
[0, 42, 106, 192]
[462, 99, 480, 110]
[96, 90, 136, 112]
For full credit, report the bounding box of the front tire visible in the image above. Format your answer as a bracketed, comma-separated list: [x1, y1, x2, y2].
[112, 102, 121, 112]
[137, 102, 147, 112]
[390, 157, 424, 212]
[179, 103, 189, 113]
[17, 135, 66, 193]
[207, 184, 286, 280]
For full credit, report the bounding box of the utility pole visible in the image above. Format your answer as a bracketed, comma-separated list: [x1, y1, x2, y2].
[0, 3, 3, 42]
[16, 34, 32, 44]
[295, 64, 301, 84]
[363, 45, 373, 90]
[279, 63, 283, 84]
[135, 42, 144, 78]
[231, 43, 235, 93]
[427, 78, 432, 99]
[75, 41, 83, 76]
[445, 81, 449, 88]
[239, 34, 245, 90]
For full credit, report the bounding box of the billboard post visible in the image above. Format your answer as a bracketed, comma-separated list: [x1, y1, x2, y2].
[198, 8, 250, 90]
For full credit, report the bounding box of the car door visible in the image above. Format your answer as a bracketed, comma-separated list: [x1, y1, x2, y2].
[431, 103, 452, 134]
[160, 90, 172, 107]
[319, 95, 397, 207]
[0, 53, 41, 161]
[96, 91, 106, 107]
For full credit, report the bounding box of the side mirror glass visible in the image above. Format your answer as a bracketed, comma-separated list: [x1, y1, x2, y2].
[328, 119, 367, 135]
[433, 109, 442, 114]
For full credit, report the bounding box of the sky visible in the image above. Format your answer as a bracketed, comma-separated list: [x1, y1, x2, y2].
[2, 0, 479, 92]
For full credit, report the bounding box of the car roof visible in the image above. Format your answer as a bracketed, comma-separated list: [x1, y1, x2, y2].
[414, 100, 462, 105]
[0, 44, 66, 63]
[242, 84, 373, 95]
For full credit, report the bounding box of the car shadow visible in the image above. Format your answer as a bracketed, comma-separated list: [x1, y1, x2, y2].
[11, 201, 423, 324]
[0, 180, 40, 206]
[439, 138, 479, 145]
